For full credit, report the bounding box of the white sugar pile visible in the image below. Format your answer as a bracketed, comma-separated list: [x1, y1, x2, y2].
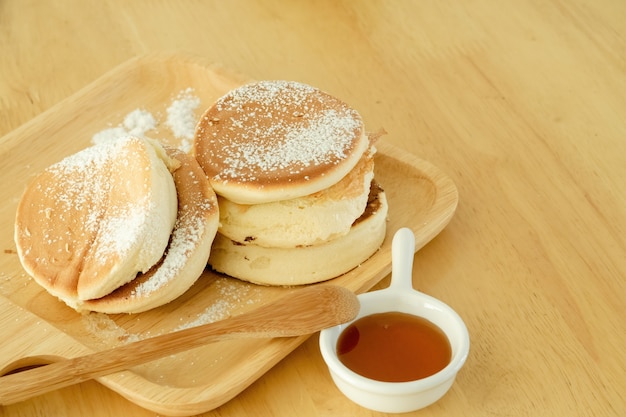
[124, 109, 158, 137]
[92, 88, 201, 152]
[92, 109, 156, 145]
[166, 88, 201, 152]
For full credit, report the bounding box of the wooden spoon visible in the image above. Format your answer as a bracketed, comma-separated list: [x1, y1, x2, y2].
[0, 284, 358, 405]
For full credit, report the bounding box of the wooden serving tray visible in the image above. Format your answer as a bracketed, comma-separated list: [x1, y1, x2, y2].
[0, 53, 458, 416]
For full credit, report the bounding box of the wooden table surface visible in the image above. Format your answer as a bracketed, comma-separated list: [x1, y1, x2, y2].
[1, 1, 624, 416]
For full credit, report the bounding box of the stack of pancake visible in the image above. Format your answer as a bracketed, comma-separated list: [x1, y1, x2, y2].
[14, 137, 220, 313]
[14, 79, 387, 313]
[194, 80, 388, 286]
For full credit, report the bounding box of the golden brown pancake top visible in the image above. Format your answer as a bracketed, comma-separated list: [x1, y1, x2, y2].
[14, 137, 177, 301]
[194, 80, 367, 203]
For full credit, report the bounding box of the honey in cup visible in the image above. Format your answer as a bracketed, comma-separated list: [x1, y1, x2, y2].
[319, 228, 470, 413]
[336, 311, 452, 382]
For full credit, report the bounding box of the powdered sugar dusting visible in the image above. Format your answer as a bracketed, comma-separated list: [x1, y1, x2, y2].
[92, 110, 156, 145]
[92, 126, 128, 144]
[219, 108, 359, 180]
[166, 88, 201, 152]
[21, 136, 177, 302]
[173, 298, 232, 330]
[48, 137, 155, 265]
[198, 80, 363, 183]
[173, 279, 262, 331]
[129, 209, 209, 299]
[80, 278, 262, 345]
[123, 109, 157, 136]
[81, 312, 141, 345]
[41, 138, 130, 244]
[93, 202, 149, 263]
[91, 89, 201, 152]
[218, 80, 316, 110]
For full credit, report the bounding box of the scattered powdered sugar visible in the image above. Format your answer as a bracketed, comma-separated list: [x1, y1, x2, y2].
[166, 88, 201, 152]
[202, 80, 363, 182]
[92, 109, 156, 145]
[91, 89, 201, 152]
[125, 163, 215, 299]
[129, 213, 208, 299]
[123, 109, 157, 136]
[81, 312, 141, 345]
[220, 108, 358, 178]
[172, 279, 261, 331]
[172, 298, 232, 330]
[35, 137, 169, 277]
[93, 202, 149, 262]
[217, 80, 316, 110]
[80, 278, 262, 345]
[92, 126, 128, 145]
[42, 139, 125, 239]
[49, 138, 142, 236]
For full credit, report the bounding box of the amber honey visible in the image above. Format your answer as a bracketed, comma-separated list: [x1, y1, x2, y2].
[336, 311, 451, 382]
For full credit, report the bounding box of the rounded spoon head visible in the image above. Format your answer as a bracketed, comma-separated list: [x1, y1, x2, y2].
[242, 284, 361, 337]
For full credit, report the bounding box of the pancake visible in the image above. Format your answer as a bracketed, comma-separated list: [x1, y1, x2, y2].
[14, 136, 178, 302]
[193, 80, 370, 205]
[218, 146, 376, 248]
[208, 182, 388, 286]
[81, 148, 219, 313]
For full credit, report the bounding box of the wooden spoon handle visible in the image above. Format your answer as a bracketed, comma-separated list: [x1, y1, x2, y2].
[0, 285, 358, 405]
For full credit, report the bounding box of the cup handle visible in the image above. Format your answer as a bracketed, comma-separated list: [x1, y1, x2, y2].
[389, 227, 416, 291]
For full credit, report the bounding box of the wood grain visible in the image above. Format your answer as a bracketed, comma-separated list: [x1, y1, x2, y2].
[0, 285, 358, 405]
[1, 1, 625, 416]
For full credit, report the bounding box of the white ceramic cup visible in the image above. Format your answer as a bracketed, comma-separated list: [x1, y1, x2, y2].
[319, 227, 470, 413]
